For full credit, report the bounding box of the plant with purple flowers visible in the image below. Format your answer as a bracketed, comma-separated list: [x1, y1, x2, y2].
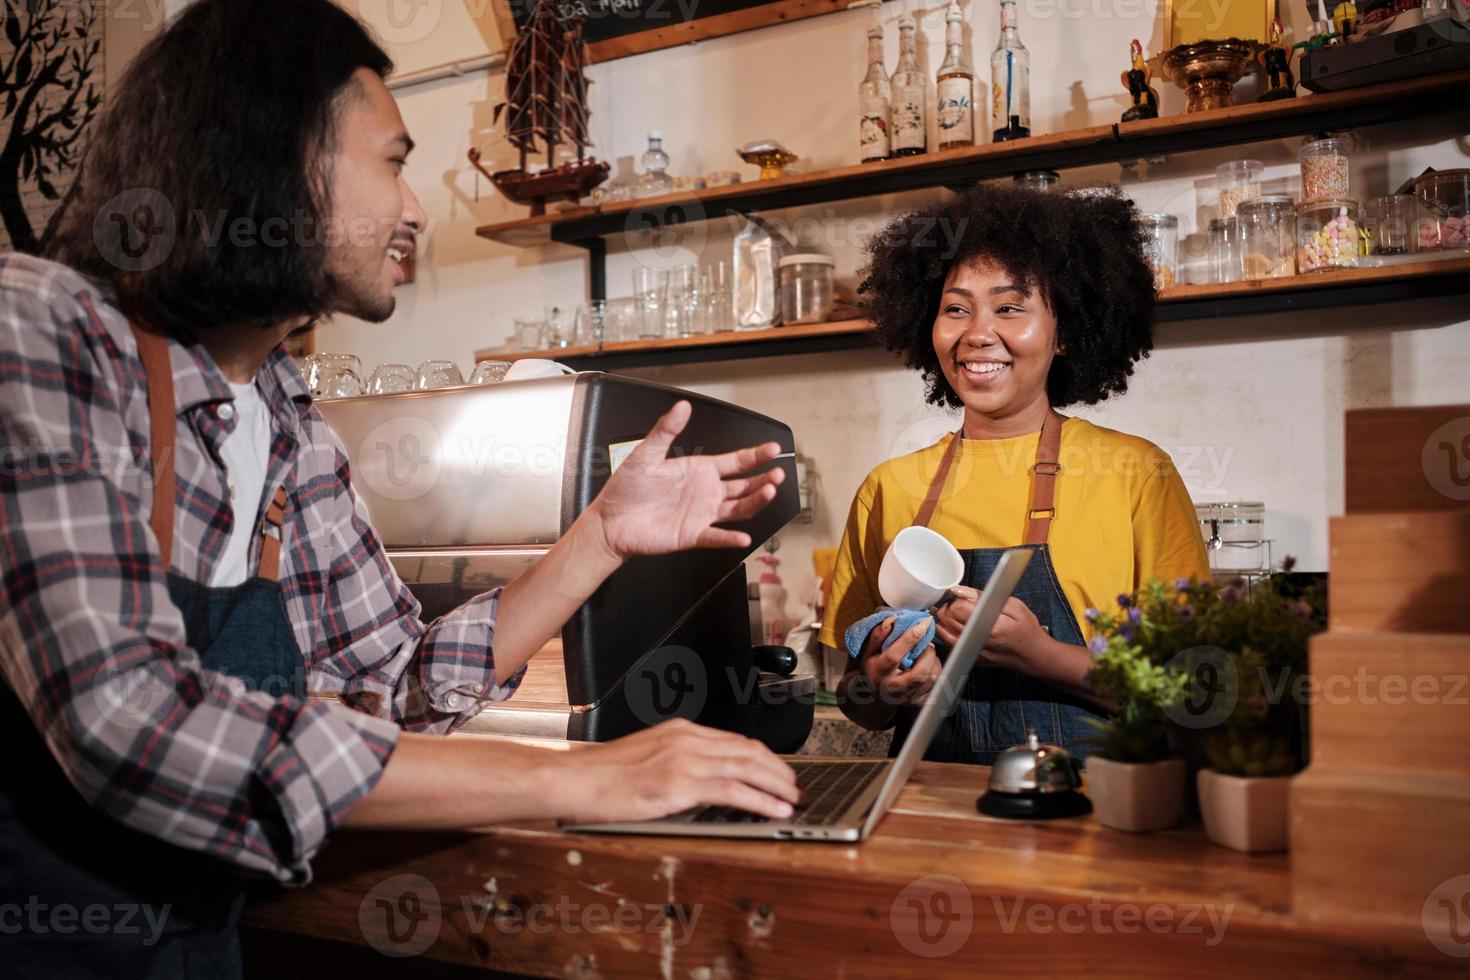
[1082, 585, 1198, 763]
[1086, 561, 1326, 777]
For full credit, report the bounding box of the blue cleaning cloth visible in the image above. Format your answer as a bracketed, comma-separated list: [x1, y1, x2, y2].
[843, 607, 937, 671]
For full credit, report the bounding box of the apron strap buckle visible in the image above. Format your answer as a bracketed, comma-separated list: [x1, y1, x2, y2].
[257, 486, 290, 582]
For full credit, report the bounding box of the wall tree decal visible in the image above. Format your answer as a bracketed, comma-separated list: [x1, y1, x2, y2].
[0, 0, 103, 254]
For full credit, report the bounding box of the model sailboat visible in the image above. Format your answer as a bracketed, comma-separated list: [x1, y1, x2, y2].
[469, 0, 609, 216]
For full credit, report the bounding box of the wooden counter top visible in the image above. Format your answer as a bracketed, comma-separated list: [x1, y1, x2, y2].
[241, 751, 1458, 978]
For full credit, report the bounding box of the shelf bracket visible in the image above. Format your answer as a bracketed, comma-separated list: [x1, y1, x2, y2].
[563, 236, 607, 302]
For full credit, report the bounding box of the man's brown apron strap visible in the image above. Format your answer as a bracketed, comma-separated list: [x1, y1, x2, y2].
[257, 486, 288, 583]
[126, 320, 287, 582]
[126, 321, 178, 570]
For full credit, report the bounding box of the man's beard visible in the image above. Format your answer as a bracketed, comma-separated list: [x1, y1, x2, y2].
[323, 261, 395, 323]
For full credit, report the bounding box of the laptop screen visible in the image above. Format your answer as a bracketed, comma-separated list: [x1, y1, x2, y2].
[858, 547, 1034, 837]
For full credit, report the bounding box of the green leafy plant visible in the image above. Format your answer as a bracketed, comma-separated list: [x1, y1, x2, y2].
[1084, 559, 1326, 774]
[1081, 636, 1189, 763]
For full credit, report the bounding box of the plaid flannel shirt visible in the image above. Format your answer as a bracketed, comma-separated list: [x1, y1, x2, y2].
[0, 253, 523, 884]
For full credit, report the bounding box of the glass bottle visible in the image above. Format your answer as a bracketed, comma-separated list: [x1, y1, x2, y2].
[990, 0, 1030, 142]
[889, 14, 927, 157]
[858, 22, 891, 163]
[635, 131, 673, 198]
[936, 0, 975, 150]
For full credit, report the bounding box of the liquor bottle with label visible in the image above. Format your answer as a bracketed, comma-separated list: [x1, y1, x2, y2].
[936, 0, 974, 150]
[990, 0, 1030, 141]
[858, 22, 891, 163]
[889, 13, 927, 157]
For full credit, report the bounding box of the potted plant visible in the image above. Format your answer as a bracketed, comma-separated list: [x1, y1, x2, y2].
[1170, 560, 1325, 853]
[1081, 590, 1193, 832]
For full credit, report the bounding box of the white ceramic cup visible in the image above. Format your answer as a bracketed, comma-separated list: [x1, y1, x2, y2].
[877, 525, 965, 609]
[504, 358, 576, 381]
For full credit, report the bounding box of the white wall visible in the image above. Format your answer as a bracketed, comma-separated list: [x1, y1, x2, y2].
[317, 2, 1470, 613]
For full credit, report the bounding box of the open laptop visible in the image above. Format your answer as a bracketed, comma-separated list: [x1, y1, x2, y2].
[566, 547, 1032, 841]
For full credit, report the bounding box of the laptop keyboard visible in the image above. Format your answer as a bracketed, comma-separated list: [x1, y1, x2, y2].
[685, 760, 888, 827]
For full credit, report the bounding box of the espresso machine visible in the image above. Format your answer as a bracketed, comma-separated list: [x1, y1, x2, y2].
[317, 372, 814, 751]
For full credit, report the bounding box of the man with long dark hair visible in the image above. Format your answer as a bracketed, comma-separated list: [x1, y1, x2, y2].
[0, 1, 800, 975]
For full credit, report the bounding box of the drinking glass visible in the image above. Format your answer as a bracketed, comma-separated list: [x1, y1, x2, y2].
[544, 305, 574, 349]
[416, 359, 464, 389]
[514, 318, 546, 351]
[1209, 216, 1242, 284]
[632, 267, 668, 340]
[605, 298, 637, 343]
[666, 264, 697, 338]
[317, 367, 363, 399]
[304, 352, 362, 399]
[706, 260, 733, 332]
[367, 362, 415, 395]
[468, 360, 512, 385]
[576, 299, 607, 347]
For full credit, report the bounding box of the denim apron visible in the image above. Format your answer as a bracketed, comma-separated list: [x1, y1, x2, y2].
[889, 412, 1102, 765]
[0, 320, 304, 979]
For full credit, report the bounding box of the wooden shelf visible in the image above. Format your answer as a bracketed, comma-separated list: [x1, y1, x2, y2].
[475, 69, 1470, 249]
[474, 256, 1470, 370]
[478, 316, 875, 368]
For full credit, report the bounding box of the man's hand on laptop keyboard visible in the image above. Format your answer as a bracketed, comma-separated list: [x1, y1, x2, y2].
[557, 719, 802, 824]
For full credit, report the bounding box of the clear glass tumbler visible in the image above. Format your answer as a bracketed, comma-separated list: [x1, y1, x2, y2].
[667, 264, 697, 338]
[706, 260, 733, 332]
[544, 305, 573, 349]
[304, 352, 362, 399]
[632, 267, 669, 340]
[1209, 216, 1242, 283]
[468, 360, 512, 385]
[576, 299, 607, 347]
[513, 318, 545, 351]
[367, 362, 415, 395]
[416, 360, 464, 389]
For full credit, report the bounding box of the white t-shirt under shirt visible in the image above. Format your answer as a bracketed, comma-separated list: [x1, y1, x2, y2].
[210, 380, 274, 587]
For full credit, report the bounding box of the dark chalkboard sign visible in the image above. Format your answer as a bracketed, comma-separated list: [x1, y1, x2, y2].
[499, 0, 859, 64]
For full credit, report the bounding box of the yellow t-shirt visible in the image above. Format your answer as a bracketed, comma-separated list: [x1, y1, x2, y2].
[818, 418, 1211, 650]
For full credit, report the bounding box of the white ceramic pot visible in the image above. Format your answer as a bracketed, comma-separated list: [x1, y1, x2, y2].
[1085, 756, 1186, 832]
[1196, 768, 1292, 853]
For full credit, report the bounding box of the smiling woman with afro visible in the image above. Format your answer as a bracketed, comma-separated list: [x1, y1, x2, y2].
[818, 181, 1211, 767]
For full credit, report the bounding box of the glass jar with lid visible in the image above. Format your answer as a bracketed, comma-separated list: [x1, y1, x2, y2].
[1411, 168, 1469, 251]
[1365, 194, 1419, 255]
[1140, 213, 1179, 290]
[1299, 136, 1351, 203]
[1297, 198, 1360, 273]
[1237, 195, 1296, 279]
[777, 253, 836, 325]
[1014, 170, 1060, 192]
[1196, 501, 1268, 573]
[1215, 159, 1263, 219]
